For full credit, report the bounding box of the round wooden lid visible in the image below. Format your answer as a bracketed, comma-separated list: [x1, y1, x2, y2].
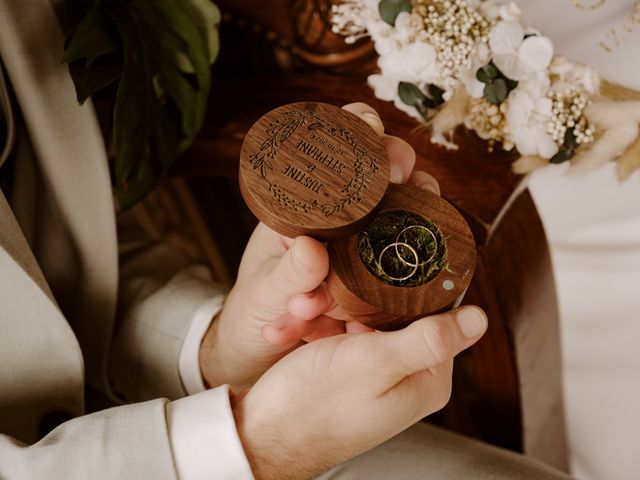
[239, 102, 390, 239]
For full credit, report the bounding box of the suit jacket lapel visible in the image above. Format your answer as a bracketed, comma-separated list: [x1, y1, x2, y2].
[0, 189, 84, 443]
[0, 62, 15, 168]
[0, 188, 54, 302]
[0, 0, 118, 389]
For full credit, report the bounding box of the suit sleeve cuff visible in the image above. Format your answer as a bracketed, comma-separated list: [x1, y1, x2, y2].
[178, 296, 224, 395]
[166, 386, 254, 480]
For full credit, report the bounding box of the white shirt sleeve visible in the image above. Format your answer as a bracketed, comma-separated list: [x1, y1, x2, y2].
[166, 386, 254, 479]
[178, 296, 225, 395]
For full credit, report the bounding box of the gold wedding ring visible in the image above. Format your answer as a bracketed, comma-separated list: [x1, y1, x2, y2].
[378, 242, 419, 282]
[395, 225, 439, 267]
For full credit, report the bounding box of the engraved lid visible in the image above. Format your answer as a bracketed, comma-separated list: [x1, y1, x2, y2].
[239, 102, 390, 239]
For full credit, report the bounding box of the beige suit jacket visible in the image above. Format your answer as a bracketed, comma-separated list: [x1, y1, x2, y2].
[0, 1, 224, 477]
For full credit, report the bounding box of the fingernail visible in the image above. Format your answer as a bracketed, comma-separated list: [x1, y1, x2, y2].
[456, 307, 487, 339]
[361, 111, 383, 133]
[419, 179, 440, 196]
[390, 164, 403, 183]
[361, 110, 380, 121]
[291, 239, 313, 273]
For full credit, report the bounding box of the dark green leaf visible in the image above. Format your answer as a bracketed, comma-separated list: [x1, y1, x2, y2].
[564, 127, 578, 149]
[505, 77, 519, 91]
[550, 148, 575, 164]
[415, 103, 429, 117]
[378, 0, 412, 26]
[427, 83, 445, 106]
[180, 0, 221, 64]
[107, 0, 213, 209]
[61, 7, 121, 65]
[67, 52, 122, 104]
[476, 63, 498, 83]
[398, 81, 427, 106]
[484, 78, 508, 105]
[493, 78, 508, 101]
[483, 84, 498, 104]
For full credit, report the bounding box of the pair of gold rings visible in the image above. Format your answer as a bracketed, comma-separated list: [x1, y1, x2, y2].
[377, 225, 439, 282]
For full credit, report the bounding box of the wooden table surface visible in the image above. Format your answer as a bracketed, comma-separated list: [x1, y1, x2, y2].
[179, 73, 521, 237]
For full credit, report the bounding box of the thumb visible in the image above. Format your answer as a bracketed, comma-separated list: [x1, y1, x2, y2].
[266, 236, 329, 311]
[375, 306, 487, 378]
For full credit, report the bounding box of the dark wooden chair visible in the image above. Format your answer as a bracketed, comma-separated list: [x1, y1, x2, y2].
[147, 0, 567, 470]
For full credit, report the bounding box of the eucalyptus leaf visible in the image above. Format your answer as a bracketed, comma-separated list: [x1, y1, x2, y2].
[378, 0, 412, 26]
[483, 84, 497, 104]
[476, 63, 498, 83]
[484, 78, 508, 105]
[427, 83, 445, 106]
[493, 78, 508, 101]
[564, 127, 578, 149]
[505, 77, 519, 91]
[550, 148, 575, 164]
[398, 81, 427, 106]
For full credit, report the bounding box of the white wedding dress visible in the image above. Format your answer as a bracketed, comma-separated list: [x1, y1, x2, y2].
[514, 2, 640, 479]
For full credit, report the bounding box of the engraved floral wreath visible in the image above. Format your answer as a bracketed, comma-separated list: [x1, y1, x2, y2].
[248, 108, 381, 216]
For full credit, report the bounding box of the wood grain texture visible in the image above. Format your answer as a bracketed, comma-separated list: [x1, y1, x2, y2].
[327, 183, 476, 329]
[178, 74, 520, 228]
[239, 102, 389, 239]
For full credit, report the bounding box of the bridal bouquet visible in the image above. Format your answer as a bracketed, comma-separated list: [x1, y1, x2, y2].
[331, 0, 640, 179]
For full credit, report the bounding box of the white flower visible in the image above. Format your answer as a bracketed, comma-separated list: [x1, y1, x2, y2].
[331, 0, 378, 43]
[549, 56, 600, 95]
[368, 74, 423, 120]
[368, 11, 425, 56]
[378, 41, 438, 85]
[489, 21, 554, 80]
[458, 43, 491, 98]
[506, 73, 559, 158]
[498, 3, 521, 21]
[393, 12, 415, 42]
[331, 0, 398, 47]
[478, 1, 500, 21]
[367, 41, 438, 121]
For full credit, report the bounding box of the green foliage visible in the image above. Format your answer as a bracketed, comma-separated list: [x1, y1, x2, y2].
[427, 83, 445, 106]
[550, 128, 577, 163]
[476, 61, 518, 105]
[564, 126, 578, 150]
[378, 0, 412, 26]
[358, 210, 448, 288]
[398, 81, 427, 106]
[398, 81, 445, 117]
[62, 0, 220, 210]
[475, 63, 497, 83]
[484, 78, 507, 104]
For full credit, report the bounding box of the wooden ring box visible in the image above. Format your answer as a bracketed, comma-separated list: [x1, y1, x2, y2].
[239, 102, 476, 331]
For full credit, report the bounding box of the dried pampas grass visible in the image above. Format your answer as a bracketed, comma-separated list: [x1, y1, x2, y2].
[512, 155, 549, 174]
[617, 135, 640, 181]
[571, 100, 640, 174]
[571, 122, 638, 172]
[428, 89, 469, 150]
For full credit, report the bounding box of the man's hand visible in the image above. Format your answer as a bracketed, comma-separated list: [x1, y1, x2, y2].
[232, 306, 488, 480]
[199, 103, 441, 392]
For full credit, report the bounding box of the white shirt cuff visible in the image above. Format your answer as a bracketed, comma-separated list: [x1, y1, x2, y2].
[178, 295, 225, 395]
[167, 386, 254, 480]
